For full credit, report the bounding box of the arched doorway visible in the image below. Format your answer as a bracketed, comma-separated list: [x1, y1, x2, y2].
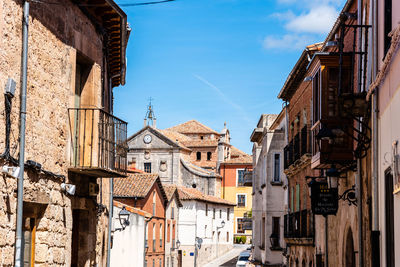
[345, 228, 355, 267]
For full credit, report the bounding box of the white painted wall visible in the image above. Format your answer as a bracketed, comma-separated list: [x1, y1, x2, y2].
[178, 200, 234, 267]
[110, 206, 146, 267]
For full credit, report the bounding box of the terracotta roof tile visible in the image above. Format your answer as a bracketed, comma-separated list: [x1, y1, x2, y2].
[177, 186, 235, 206]
[113, 200, 152, 218]
[114, 173, 159, 198]
[224, 146, 252, 164]
[166, 120, 220, 135]
[181, 140, 218, 147]
[162, 184, 177, 201]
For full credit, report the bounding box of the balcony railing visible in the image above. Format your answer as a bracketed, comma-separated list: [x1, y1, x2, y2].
[284, 209, 314, 240]
[68, 108, 127, 177]
[284, 126, 311, 170]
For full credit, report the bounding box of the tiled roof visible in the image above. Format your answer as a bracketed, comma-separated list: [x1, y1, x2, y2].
[166, 120, 220, 135]
[177, 186, 235, 206]
[113, 200, 152, 218]
[224, 146, 252, 164]
[181, 140, 218, 147]
[162, 184, 183, 207]
[114, 173, 161, 198]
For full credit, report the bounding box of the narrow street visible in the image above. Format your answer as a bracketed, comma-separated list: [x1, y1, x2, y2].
[202, 244, 250, 267]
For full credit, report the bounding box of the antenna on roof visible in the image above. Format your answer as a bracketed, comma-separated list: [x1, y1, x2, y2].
[144, 97, 157, 128]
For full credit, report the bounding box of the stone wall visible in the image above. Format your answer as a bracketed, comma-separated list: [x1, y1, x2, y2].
[0, 0, 112, 266]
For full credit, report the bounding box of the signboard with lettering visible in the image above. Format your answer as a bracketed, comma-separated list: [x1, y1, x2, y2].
[311, 182, 338, 215]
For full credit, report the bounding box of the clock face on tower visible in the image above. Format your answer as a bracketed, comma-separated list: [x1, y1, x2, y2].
[143, 134, 152, 144]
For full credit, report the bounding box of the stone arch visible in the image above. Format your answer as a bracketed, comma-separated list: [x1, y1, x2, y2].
[344, 227, 355, 267]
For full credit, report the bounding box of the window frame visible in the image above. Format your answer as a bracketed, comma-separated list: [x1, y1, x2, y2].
[236, 193, 247, 207]
[236, 168, 245, 187]
[273, 153, 281, 182]
[144, 162, 152, 173]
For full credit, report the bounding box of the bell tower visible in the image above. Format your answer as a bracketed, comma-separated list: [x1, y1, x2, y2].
[144, 97, 157, 128]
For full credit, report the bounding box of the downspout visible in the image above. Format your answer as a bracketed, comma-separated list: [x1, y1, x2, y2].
[371, 0, 380, 265]
[356, 0, 364, 266]
[14, 2, 29, 266]
[106, 76, 115, 267]
[106, 177, 113, 267]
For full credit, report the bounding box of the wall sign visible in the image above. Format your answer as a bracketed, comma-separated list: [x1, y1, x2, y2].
[311, 182, 338, 215]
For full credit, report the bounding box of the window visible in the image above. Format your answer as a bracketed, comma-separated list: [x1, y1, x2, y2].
[237, 218, 244, 233]
[219, 209, 222, 218]
[271, 217, 280, 248]
[153, 191, 156, 216]
[227, 208, 230, 221]
[226, 232, 229, 242]
[171, 203, 175, 219]
[207, 152, 212, 161]
[296, 184, 300, 212]
[290, 186, 294, 212]
[384, 0, 392, 56]
[385, 169, 395, 266]
[167, 222, 170, 243]
[200, 136, 204, 140]
[160, 223, 163, 247]
[205, 204, 208, 216]
[145, 224, 148, 248]
[196, 152, 201, 160]
[273, 154, 281, 182]
[144, 162, 151, 173]
[172, 223, 176, 240]
[159, 259, 162, 267]
[260, 217, 265, 248]
[152, 223, 156, 252]
[213, 208, 216, 219]
[237, 194, 246, 207]
[237, 169, 245, 186]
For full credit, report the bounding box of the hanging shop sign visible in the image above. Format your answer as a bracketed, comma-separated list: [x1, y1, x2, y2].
[311, 182, 338, 215]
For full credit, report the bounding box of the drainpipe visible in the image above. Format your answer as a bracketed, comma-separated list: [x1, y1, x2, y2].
[106, 178, 114, 267]
[371, 0, 380, 265]
[356, 0, 364, 266]
[106, 75, 115, 267]
[325, 216, 328, 267]
[14, 2, 29, 266]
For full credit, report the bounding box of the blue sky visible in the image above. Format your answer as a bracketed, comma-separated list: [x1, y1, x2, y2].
[114, 0, 346, 154]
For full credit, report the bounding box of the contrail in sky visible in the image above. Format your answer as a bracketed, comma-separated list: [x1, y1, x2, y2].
[193, 74, 253, 125]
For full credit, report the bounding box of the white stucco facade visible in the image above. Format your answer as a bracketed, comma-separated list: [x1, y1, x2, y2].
[110, 205, 148, 267]
[178, 200, 234, 267]
[251, 113, 287, 266]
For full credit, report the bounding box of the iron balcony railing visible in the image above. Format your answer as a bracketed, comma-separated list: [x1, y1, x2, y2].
[68, 108, 127, 176]
[284, 209, 314, 239]
[284, 126, 311, 170]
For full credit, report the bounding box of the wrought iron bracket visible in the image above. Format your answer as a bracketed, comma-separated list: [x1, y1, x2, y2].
[338, 185, 357, 206]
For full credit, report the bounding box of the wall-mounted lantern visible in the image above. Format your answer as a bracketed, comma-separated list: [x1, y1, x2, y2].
[118, 207, 130, 231]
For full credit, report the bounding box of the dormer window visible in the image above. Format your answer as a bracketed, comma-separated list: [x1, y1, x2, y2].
[196, 152, 201, 161]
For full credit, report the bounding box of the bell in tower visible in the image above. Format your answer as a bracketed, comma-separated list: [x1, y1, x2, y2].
[144, 98, 157, 128]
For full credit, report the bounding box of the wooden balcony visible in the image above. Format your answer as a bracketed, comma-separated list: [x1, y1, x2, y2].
[284, 126, 311, 171]
[68, 108, 128, 178]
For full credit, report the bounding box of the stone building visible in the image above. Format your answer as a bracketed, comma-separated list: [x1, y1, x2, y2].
[250, 112, 287, 266]
[114, 173, 168, 267]
[0, 0, 129, 266]
[176, 186, 235, 267]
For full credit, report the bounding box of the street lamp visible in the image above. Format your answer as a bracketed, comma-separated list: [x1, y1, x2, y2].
[118, 207, 130, 231]
[326, 165, 340, 189]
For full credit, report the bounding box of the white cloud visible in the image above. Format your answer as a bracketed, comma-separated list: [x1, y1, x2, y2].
[263, 34, 314, 51]
[285, 5, 338, 34]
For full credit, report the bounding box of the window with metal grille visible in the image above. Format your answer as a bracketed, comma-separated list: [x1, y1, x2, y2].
[144, 162, 151, 173]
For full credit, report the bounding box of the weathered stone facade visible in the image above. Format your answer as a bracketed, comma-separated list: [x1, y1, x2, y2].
[0, 0, 128, 266]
